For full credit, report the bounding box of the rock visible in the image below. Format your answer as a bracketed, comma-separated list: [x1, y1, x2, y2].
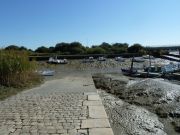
[172, 120, 180, 133]
[155, 107, 168, 118]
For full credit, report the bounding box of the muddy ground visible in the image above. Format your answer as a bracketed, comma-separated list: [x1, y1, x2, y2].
[40, 59, 180, 135]
[93, 73, 180, 135]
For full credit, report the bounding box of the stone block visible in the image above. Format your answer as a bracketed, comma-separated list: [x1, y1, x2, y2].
[89, 128, 114, 135]
[88, 95, 101, 101]
[81, 119, 110, 128]
[83, 101, 102, 106]
[89, 106, 108, 118]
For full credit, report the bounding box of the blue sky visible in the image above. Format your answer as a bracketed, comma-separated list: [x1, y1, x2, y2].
[0, 0, 180, 50]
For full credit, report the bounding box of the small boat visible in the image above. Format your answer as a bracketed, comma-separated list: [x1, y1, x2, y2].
[138, 66, 162, 78]
[138, 71, 162, 78]
[115, 57, 125, 62]
[133, 57, 145, 62]
[121, 57, 139, 76]
[162, 62, 180, 73]
[143, 55, 155, 59]
[38, 70, 55, 76]
[82, 57, 94, 63]
[137, 54, 162, 78]
[48, 57, 68, 64]
[121, 68, 138, 76]
[97, 56, 106, 61]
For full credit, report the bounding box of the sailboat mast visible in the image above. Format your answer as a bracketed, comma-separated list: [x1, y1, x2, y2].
[149, 54, 151, 67]
[130, 57, 134, 74]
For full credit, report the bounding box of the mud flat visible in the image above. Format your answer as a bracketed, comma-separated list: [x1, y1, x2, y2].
[40, 59, 180, 134]
[40, 59, 144, 80]
[92, 74, 180, 135]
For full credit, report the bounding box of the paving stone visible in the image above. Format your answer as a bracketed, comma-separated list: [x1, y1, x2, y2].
[0, 126, 10, 135]
[84, 92, 97, 95]
[83, 101, 102, 106]
[89, 128, 114, 135]
[78, 129, 88, 134]
[88, 95, 101, 101]
[0, 76, 114, 135]
[89, 106, 108, 118]
[81, 119, 111, 128]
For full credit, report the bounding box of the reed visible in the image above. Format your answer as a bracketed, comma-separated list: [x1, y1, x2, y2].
[0, 50, 41, 87]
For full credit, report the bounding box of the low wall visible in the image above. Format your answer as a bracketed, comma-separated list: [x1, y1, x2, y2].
[29, 53, 141, 61]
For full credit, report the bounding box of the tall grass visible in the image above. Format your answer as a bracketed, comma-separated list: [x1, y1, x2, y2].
[0, 50, 41, 87]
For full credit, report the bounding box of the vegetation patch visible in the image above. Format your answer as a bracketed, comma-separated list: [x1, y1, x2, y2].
[0, 50, 42, 100]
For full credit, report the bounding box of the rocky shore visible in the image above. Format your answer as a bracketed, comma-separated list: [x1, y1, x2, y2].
[92, 73, 180, 135]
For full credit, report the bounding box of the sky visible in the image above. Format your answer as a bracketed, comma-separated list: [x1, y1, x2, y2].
[0, 0, 180, 50]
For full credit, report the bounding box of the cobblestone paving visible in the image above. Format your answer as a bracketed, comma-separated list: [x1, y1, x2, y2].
[0, 76, 95, 135]
[0, 76, 113, 135]
[0, 93, 88, 135]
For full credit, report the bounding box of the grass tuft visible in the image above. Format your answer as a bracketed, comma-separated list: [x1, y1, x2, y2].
[0, 49, 42, 99]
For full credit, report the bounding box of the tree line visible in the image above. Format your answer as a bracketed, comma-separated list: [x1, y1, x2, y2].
[3, 42, 169, 56]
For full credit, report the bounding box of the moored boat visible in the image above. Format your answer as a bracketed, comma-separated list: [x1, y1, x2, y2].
[115, 57, 125, 62]
[121, 68, 138, 76]
[143, 55, 155, 59]
[82, 57, 94, 63]
[121, 57, 139, 76]
[48, 57, 68, 64]
[97, 56, 106, 61]
[133, 57, 145, 62]
[38, 70, 55, 76]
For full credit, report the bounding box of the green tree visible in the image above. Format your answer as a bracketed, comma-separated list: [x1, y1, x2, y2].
[48, 46, 55, 53]
[128, 44, 145, 54]
[69, 42, 86, 54]
[112, 43, 128, 54]
[99, 42, 111, 53]
[87, 47, 106, 54]
[5, 45, 20, 50]
[55, 42, 70, 53]
[35, 46, 49, 53]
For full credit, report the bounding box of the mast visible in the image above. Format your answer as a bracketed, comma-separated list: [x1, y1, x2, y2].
[130, 57, 134, 75]
[147, 49, 151, 77]
[147, 54, 151, 77]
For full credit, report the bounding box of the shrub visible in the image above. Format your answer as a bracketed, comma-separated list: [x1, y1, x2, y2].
[0, 50, 41, 87]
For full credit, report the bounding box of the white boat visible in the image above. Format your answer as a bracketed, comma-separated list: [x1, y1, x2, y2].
[115, 57, 125, 62]
[38, 70, 55, 76]
[133, 57, 145, 62]
[48, 57, 68, 64]
[143, 55, 155, 59]
[162, 62, 180, 73]
[82, 57, 94, 63]
[97, 56, 106, 61]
